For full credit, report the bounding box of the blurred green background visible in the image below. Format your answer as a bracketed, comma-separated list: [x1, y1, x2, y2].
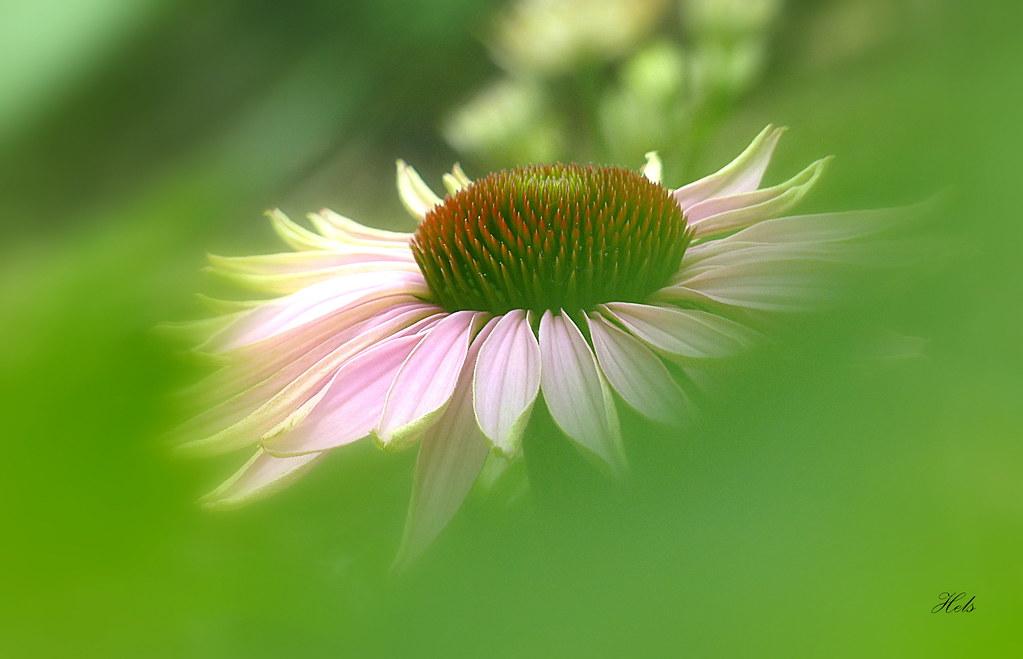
[2, 1, 1020, 657]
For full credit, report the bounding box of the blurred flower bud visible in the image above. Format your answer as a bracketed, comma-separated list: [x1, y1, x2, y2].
[599, 42, 688, 163]
[683, 0, 780, 36]
[690, 39, 767, 98]
[444, 79, 565, 167]
[621, 41, 687, 103]
[492, 0, 670, 76]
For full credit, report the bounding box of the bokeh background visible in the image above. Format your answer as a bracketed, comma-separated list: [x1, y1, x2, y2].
[2, 1, 1020, 656]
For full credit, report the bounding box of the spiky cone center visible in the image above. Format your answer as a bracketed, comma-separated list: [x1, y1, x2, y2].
[412, 164, 692, 315]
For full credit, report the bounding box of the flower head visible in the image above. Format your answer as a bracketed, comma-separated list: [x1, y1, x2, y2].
[178, 126, 884, 561]
[412, 163, 691, 314]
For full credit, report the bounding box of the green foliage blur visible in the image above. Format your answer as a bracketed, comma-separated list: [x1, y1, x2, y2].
[1, 1, 1020, 657]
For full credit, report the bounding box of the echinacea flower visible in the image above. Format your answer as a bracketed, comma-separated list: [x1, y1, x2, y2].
[178, 125, 887, 561]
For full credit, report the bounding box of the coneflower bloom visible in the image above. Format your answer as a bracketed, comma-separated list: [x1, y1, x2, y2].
[178, 126, 885, 559]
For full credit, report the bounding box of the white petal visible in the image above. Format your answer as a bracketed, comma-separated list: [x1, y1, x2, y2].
[207, 248, 414, 277]
[673, 125, 785, 210]
[538, 311, 624, 474]
[642, 151, 663, 184]
[587, 313, 691, 426]
[265, 209, 338, 251]
[472, 309, 541, 455]
[396, 160, 442, 221]
[451, 163, 472, 187]
[310, 209, 413, 246]
[208, 261, 422, 296]
[442, 163, 473, 195]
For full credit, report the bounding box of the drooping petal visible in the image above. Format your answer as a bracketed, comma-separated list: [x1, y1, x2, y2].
[538, 311, 624, 474]
[687, 157, 831, 239]
[587, 313, 691, 426]
[642, 151, 663, 184]
[672, 125, 785, 210]
[396, 160, 442, 221]
[601, 302, 756, 359]
[472, 309, 541, 455]
[201, 449, 320, 509]
[396, 318, 498, 566]
[263, 334, 425, 456]
[376, 310, 483, 448]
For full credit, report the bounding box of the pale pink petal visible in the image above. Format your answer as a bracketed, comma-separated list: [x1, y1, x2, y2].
[538, 311, 624, 474]
[205, 271, 428, 352]
[602, 302, 756, 359]
[692, 209, 902, 252]
[680, 240, 847, 273]
[396, 318, 498, 566]
[676, 211, 899, 277]
[188, 301, 437, 405]
[376, 310, 482, 448]
[687, 157, 830, 239]
[663, 209, 911, 311]
[673, 125, 785, 210]
[472, 309, 541, 455]
[178, 307, 440, 456]
[656, 259, 832, 312]
[201, 449, 320, 509]
[587, 313, 691, 426]
[263, 334, 425, 455]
